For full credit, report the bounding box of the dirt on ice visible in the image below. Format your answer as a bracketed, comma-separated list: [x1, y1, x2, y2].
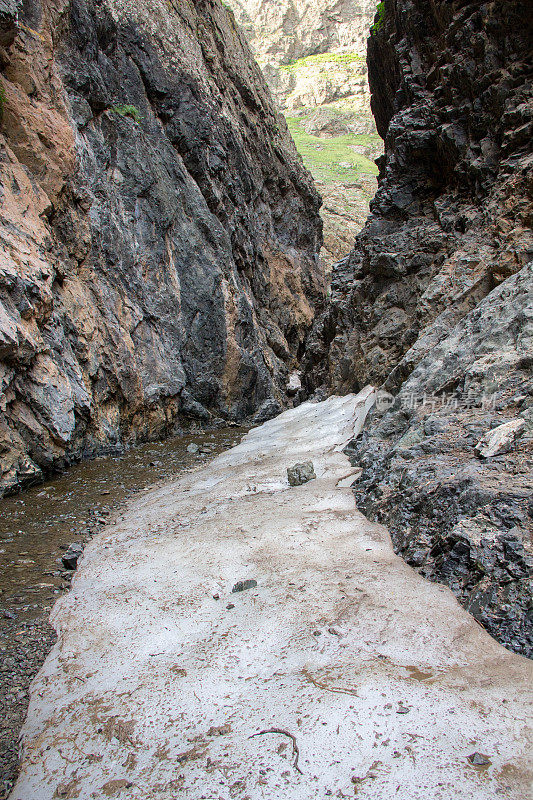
[9, 391, 533, 799]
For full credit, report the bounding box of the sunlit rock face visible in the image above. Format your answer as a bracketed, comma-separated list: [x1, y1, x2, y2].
[225, 0, 382, 274]
[304, 0, 533, 657]
[226, 0, 376, 113]
[0, 0, 324, 496]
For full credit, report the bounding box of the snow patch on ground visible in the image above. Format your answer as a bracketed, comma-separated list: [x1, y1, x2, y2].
[10, 390, 533, 799]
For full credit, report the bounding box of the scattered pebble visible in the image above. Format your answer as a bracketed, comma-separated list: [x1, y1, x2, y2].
[231, 579, 257, 593]
[396, 704, 410, 714]
[467, 752, 491, 766]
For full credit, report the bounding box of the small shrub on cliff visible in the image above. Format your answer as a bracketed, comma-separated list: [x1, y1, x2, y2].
[371, 2, 386, 34]
[109, 104, 143, 124]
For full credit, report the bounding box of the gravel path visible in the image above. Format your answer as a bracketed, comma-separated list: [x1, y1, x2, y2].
[0, 618, 55, 800]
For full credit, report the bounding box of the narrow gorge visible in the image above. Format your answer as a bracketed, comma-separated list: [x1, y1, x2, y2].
[0, 0, 532, 798]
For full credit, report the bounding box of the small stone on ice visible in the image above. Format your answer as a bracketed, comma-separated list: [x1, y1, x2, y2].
[468, 752, 491, 766]
[226, 603, 235, 610]
[287, 461, 316, 486]
[231, 579, 257, 593]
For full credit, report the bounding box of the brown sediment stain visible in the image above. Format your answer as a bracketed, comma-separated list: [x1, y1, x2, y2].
[495, 762, 533, 794]
[53, 774, 80, 798]
[351, 760, 383, 794]
[175, 744, 208, 764]
[121, 751, 137, 770]
[207, 723, 232, 736]
[154, 741, 170, 760]
[100, 716, 138, 748]
[152, 776, 186, 792]
[403, 665, 436, 682]
[101, 778, 134, 796]
[86, 753, 103, 764]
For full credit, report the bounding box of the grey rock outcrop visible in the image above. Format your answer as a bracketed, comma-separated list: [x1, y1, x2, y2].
[475, 419, 526, 459]
[228, 0, 375, 68]
[225, 0, 378, 142]
[305, 0, 532, 394]
[0, 0, 324, 496]
[0, 0, 20, 47]
[345, 264, 533, 657]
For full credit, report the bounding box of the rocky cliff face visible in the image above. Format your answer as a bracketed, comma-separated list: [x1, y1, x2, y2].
[228, 0, 373, 65]
[304, 0, 533, 656]
[0, 0, 324, 496]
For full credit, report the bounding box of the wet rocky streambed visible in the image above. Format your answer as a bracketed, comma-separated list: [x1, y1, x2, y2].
[0, 427, 244, 799]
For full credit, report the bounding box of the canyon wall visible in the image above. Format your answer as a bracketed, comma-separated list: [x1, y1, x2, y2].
[0, 0, 324, 496]
[305, 0, 533, 656]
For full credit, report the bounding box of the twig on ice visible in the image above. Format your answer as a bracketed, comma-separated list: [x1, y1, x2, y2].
[249, 727, 303, 774]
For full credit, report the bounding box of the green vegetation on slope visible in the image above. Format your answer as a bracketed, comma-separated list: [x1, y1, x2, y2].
[109, 104, 143, 123]
[286, 117, 380, 184]
[281, 51, 365, 73]
[371, 1, 386, 34]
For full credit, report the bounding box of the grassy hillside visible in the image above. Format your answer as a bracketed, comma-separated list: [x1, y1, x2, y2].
[286, 117, 380, 184]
